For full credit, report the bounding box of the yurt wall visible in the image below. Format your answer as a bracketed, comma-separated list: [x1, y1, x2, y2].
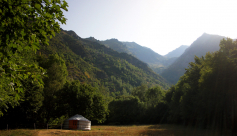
[63, 114, 91, 130]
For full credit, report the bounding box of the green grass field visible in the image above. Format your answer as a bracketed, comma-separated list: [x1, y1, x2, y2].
[0, 124, 231, 136]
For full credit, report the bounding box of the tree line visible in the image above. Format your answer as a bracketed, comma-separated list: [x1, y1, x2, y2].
[105, 38, 237, 134]
[1, 0, 237, 134]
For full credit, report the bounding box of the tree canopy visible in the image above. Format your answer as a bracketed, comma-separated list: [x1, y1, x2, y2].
[166, 38, 237, 132]
[0, 0, 68, 116]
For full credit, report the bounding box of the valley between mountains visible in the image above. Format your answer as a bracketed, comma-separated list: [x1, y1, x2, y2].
[2, 1, 237, 134]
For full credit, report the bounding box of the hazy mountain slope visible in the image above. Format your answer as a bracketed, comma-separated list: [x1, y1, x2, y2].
[42, 29, 170, 93]
[101, 40, 178, 74]
[161, 33, 226, 84]
[123, 42, 165, 65]
[123, 42, 178, 73]
[165, 45, 189, 58]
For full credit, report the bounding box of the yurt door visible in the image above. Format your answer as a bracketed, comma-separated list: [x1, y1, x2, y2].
[69, 120, 77, 129]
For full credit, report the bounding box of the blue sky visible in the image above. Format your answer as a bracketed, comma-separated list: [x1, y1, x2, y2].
[61, 0, 237, 55]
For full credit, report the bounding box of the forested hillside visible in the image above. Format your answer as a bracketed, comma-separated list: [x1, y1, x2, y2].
[123, 42, 176, 67]
[0, 27, 170, 128]
[101, 39, 177, 74]
[1, 1, 237, 134]
[54, 30, 170, 92]
[161, 33, 225, 84]
[98, 38, 237, 133]
[0, 0, 170, 128]
[124, 42, 179, 74]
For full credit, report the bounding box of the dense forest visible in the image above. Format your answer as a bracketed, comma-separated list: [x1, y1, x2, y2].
[1, 0, 237, 135]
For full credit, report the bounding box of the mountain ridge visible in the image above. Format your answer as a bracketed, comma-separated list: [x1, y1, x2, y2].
[164, 45, 189, 58]
[100, 39, 179, 74]
[43, 29, 170, 93]
[161, 33, 226, 84]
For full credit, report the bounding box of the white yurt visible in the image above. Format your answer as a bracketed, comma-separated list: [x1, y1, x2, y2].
[63, 114, 91, 130]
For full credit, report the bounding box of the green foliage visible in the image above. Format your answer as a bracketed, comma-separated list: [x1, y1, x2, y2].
[167, 38, 237, 132]
[0, 0, 68, 116]
[42, 29, 170, 94]
[37, 54, 68, 122]
[42, 54, 68, 92]
[57, 81, 108, 123]
[131, 84, 148, 102]
[48, 115, 68, 128]
[146, 86, 165, 107]
[0, 0, 170, 127]
[20, 73, 44, 117]
[0, 66, 44, 126]
[109, 85, 168, 124]
[161, 33, 226, 84]
[108, 96, 141, 124]
[0, 53, 45, 116]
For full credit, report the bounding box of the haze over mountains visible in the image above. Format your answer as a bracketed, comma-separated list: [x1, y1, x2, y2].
[161, 33, 226, 84]
[51, 29, 227, 87]
[165, 45, 189, 58]
[100, 33, 226, 85]
[101, 39, 188, 74]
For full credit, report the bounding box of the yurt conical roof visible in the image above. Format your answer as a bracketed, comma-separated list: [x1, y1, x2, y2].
[66, 114, 90, 121]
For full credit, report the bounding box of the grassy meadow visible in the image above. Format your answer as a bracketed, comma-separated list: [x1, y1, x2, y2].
[0, 124, 230, 136]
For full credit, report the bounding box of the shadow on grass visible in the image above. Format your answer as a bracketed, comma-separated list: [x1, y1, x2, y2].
[140, 124, 231, 136]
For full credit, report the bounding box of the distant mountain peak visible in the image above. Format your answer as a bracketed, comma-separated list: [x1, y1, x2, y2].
[106, 38, 119, 42]
[101, 39, 129, 53]
[88, 36, 96, 39]
[165, 45, 189, 58]
[201, 32, 226, 38]
[64, 30, 82, 40]
[85, 37, 100, 42]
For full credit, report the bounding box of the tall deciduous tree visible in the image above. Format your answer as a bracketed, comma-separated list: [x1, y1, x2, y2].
[0, 0, 68, 115]
[39, 54, 68, 122]
[131, 84, 147, 102]
[146, 86, 165, 107]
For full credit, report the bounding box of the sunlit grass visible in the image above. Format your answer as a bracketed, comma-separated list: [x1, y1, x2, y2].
[0, 129, 39, 136]
[0, 124, 231, 136]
